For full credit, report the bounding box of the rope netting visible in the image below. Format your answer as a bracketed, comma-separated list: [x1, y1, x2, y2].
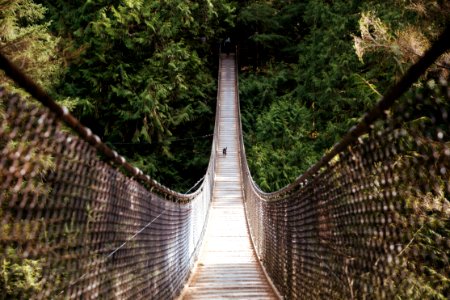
[0, 52, 219, 298]
[239, 28, 450, 299]
[0, 24, 449, 299]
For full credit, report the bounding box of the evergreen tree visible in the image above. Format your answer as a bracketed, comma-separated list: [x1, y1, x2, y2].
[0, 0, 63, 95]
[37, 0, 236, 190]
[237, 0, 448, 191]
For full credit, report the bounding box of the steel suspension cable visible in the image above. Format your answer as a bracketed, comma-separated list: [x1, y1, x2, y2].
[238, 25, 450, 299]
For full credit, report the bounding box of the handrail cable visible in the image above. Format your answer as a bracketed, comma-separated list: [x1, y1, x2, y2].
[256, 24, 450, 199]
[238, 25, 450, 299]
[0, 51, 194, 201]
[0, 23, 448, 300]
[0, 47, 223, 298]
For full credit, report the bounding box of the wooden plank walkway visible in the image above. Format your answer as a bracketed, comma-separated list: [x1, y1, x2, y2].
[181, 55, 278, 299]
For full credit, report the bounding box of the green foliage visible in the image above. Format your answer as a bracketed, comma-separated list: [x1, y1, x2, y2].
[237, 0, 304, 63]
[35, 0, 236, 190]
[247, 98, 320, 190]
[0, 247, 42, 299]
[0, 0, 236, 191]
[0, 0, 64, 94]
[237, 0, 448, 191]
[0, 0, 448, 297]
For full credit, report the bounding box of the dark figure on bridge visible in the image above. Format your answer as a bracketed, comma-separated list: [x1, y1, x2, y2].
[223, 37, 231, 56]
[223, 147, 227, 156]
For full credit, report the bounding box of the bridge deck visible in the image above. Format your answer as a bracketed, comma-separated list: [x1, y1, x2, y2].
[181, 55, 277, 299]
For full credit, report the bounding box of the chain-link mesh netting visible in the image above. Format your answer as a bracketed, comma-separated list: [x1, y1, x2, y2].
[1, 26, 449, 299]
[0, 84, 216, 298]
[240, 67, 450, 298]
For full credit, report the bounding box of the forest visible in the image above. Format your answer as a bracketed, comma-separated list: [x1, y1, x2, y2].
[1, 0, 449, 298]
[0, 0, 448, 193]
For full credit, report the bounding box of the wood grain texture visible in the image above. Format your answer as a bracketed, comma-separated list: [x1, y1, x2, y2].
[181, 55, 277, 300]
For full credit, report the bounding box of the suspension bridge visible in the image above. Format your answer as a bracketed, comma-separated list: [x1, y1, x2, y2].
[0, 27, 449, 299]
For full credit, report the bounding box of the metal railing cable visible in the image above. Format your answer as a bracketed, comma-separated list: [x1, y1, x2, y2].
[0, 51, 221, 298]
[237, 26, 450, 299]
[0, 52, 191, 202]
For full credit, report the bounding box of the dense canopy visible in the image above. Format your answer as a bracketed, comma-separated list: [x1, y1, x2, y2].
[0, 0, 449, 298]
[2, 0, 448, 192]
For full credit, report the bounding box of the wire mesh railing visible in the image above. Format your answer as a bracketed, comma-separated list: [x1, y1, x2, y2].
[1, 24, 449, 299]
[0, 52, 220, 298]
[238, 27, 450, 299]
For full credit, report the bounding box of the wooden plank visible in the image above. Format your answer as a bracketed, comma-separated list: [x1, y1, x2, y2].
[180, 54, 278, 300]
